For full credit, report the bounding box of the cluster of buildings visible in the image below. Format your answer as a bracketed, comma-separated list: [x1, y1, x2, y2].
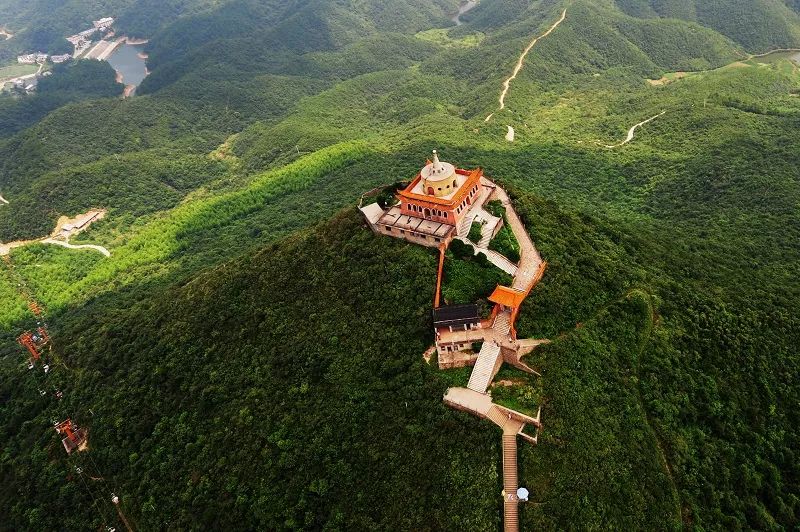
[16, 52, 48, 64]
[17, 52, 72, 64]
[66, 17, 114, 57]
[7, 15, 116, 94]
[360, 151, 546, 532]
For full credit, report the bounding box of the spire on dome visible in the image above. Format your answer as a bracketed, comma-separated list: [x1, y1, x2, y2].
[432, 149, 442, 172]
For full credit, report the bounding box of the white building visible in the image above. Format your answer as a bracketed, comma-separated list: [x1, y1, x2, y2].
[93, 17, 114, 30]
[17, 53, 48, 64]
[51, 54, 71, 64]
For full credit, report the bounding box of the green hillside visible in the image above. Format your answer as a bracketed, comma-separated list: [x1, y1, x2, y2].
[614, 0, 800, 51]
[1, 0, 800, 529]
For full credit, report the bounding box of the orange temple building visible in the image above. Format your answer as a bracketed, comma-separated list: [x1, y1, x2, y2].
[361, 150, 491, 247]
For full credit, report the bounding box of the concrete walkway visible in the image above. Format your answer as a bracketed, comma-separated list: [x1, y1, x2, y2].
[485, 9, 567, 122]
[445, 183, 548, 532]
[491, 186, 542, 293]
[456, 236, 519, 275]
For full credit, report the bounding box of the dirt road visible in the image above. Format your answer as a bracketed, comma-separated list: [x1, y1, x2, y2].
[485, 9, 567, 122]
[599, 111, 666, 148]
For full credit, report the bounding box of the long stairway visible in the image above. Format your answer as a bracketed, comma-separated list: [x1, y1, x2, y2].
[467, 341, 501, 393]
[486, 405, 509, 427]
[503, 432, 520, 532]
[457, 212, 476, 237]
[493, 311, 512, 335]
[475, 207, 501, 248]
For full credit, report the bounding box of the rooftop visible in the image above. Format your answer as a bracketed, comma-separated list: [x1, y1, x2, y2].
[420, 150, 456, 183]
[377, 206, 453, 237]
[433, 304, 480, 327]
[489, 285, 526, 308]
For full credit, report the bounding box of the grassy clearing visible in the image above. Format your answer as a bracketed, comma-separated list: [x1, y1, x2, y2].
[415, 28, 484, 48]
[0, 63, 37, 82]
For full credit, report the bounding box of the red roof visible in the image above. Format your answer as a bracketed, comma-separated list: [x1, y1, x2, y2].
[398, 168, 482, 207]
[488, 286, 526, 308]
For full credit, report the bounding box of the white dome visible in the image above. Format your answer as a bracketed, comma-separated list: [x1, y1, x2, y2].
[421, 150, 455, 183]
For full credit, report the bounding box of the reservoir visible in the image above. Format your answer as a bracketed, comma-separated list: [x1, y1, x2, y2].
[107, 43, 147, 93]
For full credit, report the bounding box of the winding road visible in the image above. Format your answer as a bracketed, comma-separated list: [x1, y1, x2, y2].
[0, 209, 110, 257]
[598, 110, 666, 149]
[0, 194, 8, 205]
[41, 239, 111, 257]
[485, 9, 567, 122]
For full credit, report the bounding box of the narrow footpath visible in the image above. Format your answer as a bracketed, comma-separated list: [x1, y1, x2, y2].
[485, 9, 567, 123]
[598, 110, 666, 148]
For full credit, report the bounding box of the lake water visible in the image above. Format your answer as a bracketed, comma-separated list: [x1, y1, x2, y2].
[107, 43, 147, 89]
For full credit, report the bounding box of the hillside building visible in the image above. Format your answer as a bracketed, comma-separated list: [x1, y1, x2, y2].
[361, 150, 491, 247]
[93, 17, 115, 30]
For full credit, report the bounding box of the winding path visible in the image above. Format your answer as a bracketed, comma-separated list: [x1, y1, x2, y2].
[598, 110, 665, 149]
[485, 9, 567, 122]
[0, 209, 110, 257]
[41, 239, 110, 257]
[0, 194, 8, 205]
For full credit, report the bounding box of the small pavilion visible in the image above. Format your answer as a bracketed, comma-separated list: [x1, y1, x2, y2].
[488, 286, 526, 313]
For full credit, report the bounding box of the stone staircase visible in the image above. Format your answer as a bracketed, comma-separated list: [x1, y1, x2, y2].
[486, 405, 509, 427]
[493, 311, 512, 335]
[457, 212, 475, 238]
[503, 433, 520, 532]
[467, 341, 501, 393]
[456, 238, 518, 275]
[474, 207, 501, 248]
[478, 227, 495, 248]
[484, 249, 518, 275]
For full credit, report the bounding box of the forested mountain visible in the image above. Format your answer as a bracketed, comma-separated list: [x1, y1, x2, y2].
[614, 0, 800, 51]
[1, 0, 799, 529]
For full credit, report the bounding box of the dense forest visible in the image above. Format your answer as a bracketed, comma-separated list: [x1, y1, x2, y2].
[1, 0, 799, 529]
